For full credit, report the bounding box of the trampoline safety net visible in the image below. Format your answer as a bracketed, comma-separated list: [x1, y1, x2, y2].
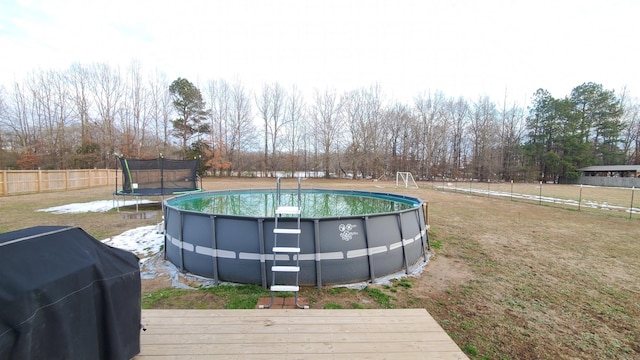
[117, 157, 199, 196]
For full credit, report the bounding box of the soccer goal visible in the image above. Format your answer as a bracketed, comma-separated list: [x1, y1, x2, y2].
[396, 172, 419, 189]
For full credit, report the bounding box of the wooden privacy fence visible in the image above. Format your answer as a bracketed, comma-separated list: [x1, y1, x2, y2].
[0, 169, 119, 196]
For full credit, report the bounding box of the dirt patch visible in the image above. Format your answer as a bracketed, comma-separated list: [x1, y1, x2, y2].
[141, 271, 173, 293]
[414, 253, 474, 294]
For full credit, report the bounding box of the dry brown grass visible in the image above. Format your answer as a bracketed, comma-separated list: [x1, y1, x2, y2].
[0, 187, 162, 239]
[417, 186, 639, 359]
[1, 178, 638, 359]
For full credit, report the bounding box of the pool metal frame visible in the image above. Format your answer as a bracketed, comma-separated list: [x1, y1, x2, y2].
[163, 189, 429, 288]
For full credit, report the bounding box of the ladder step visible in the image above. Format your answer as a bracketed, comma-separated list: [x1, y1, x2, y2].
[273, 228, 301, 235]
[272, 266, 300, 272]
[276, 206, 300, 215]
[273, 247, 300, 253]
[271, 285, 299, 292]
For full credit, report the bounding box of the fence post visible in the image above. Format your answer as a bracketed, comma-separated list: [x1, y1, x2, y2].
[423, 201, 430, 228]
[630, 186, 635, 220]
[1, 170, 6, 196]
[539, 181, 543, 205]
[579, 184, 583, 211]
[37, 169, 42, 193]
[510, 180, 513, 201]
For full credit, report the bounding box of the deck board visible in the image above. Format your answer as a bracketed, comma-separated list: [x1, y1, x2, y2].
[135, 309, 468, 359]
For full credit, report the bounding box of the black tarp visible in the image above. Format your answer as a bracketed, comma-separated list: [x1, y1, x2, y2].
[0, 226, 141, 360]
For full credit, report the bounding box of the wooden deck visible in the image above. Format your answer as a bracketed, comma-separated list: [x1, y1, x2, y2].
[134, 309, 468, 359]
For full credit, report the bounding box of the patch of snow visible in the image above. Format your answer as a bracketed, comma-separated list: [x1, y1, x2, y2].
[102, 225, 164, 262]
[37, 199, 156, 214]
[435, 185, 640, 214]
[140, 253, 208, 289]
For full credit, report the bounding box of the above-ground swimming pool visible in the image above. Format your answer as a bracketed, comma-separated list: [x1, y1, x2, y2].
[163, 188, 429, 287]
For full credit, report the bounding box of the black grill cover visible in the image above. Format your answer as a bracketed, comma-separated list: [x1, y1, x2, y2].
[0, 226, 141, 360]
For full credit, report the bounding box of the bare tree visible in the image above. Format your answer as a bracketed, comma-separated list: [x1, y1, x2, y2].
[629, 106, 640, 164]
[205, 78, 232, 175]
[618, 87, 640, 164]
[282, 85, 306, 176]
[446, 96, 470, 179]
[343, 85, 385, 178]
[268, 83, 287, 173]
[414, 91, 448, 179]
[385, 102, 413, 175]
[299, 109, 316, 177]
[69, 63, 93, 149]
[121, 60, 150, 157]
[148, 70, 173, 155]
[343, 89, 365, 176]
[5, 82, 36, 160]
[228, 79, 256, 174]
[470, 96, 500, 180]
[89, 63, 124, 166]
[310, 88, 343, 178]
[28, 69, 74, 168]
[498, 95, 526, 180]
[255, 83, 272, 176]
[255, 82, 288, 176]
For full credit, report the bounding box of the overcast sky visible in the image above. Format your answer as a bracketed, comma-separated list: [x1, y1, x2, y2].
[1, 0, 638, 106]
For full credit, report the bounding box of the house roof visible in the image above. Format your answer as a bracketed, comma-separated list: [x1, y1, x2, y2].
[578, 165, 640, 172]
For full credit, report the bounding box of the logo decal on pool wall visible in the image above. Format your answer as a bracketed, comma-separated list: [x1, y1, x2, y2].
[338, 223, 359, 241]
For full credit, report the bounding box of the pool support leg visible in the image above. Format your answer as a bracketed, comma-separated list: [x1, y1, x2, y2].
[258, 218, 267, 289]
[364, 216, 376, 283]
[210, 215, 219, 285]
[314, 219, 322, 289]
[397, 214, 409, 274]
[178, 212, 184, 271]
[163, 208, 169, 261]
[415, 206, 428, 262]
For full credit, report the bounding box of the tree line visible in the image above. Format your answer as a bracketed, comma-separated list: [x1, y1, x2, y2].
[1, 62, 638, 182]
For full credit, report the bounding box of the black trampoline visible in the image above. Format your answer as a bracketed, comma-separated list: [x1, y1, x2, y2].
[113, 156, 202, 211]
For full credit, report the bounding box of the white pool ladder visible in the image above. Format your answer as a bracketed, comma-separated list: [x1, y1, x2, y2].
[262, 176, 307, 309]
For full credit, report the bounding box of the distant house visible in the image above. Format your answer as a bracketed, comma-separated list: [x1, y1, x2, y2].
[578, 165, 640, 188]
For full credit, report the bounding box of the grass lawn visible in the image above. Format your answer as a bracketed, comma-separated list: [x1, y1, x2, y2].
[1, 177, 638, 359]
